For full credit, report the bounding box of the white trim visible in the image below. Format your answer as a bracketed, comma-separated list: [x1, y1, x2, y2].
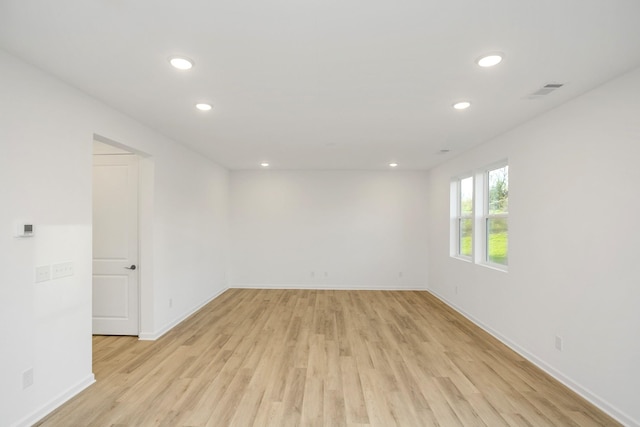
[478, 262, 508, 273]
[138, 287, 228, 340]
[451, 255, 473, 264]
[427, 289, 638, 427]
[13, 374, 96, 427]
[230, 284, 428, 291]
[451, 176, 475, 260]
[482, 163, 509, 270]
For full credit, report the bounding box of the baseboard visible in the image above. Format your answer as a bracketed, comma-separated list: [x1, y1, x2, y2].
[230, 284, 428, 291]
[427, 289, 638, 427]
[14, 374, 95, 427]
[139, 287, 228, 341]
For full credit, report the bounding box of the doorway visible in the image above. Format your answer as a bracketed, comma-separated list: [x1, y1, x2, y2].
[92, 140, 139, 335]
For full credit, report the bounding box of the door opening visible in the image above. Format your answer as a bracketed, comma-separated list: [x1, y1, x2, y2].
[92, 140, 139, 335]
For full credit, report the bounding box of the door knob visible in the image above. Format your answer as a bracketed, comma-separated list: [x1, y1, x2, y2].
[124, 265, 137, 270]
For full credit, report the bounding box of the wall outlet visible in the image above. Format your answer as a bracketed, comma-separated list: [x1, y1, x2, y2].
[455, 286, 459, 295]
[35, 265, 51, 283]
[52, 262, 74, 279]
[399, 271, 403, 278]
[555, 335, 563, 351]
[310, 271, 315, 278]
[324, 272, 328, 278]
[169, 298, 173, 308]
[23, 368, 34, 389]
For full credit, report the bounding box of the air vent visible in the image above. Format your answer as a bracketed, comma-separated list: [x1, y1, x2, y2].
[529, 83, 565, 98]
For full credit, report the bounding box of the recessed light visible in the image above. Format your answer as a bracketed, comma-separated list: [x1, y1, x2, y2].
[477, 53, 503, 68]
[195, 103, 212, 111]
[389, 162, 398, 168]
[169, 56, 194, 70]
[260, 162, 270, 167]
[453, 101, 471, 110]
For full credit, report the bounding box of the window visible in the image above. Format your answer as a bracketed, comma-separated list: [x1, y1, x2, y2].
[485, 165, 508, 266]
[457, 176, 473, 258]
[450, 162, 509, 270]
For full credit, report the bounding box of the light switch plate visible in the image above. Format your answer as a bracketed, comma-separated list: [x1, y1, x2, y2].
[35, 265, 50, 283]
[52, 262, 74, 279]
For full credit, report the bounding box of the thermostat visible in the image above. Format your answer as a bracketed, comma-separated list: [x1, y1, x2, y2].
[16, 223, 34, 237]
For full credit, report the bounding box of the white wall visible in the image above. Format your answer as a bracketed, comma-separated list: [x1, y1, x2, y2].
[3, 37, 638, 426]
[0, 49, 229, 426]
[427, 67, 640, 426]
[151, 145, 229, 335]
[230, 170, 429, 289]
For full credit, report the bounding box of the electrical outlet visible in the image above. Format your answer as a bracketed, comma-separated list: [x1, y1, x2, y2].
[52, 262, 74, 279]
[555, 336, 563, 351]
[169, 298, 173, 308]
[455, 286, 458, 294]
[310, 271, 315, 278]
[398, 272, 403, 278]
[23, 368, 33, 389]
[324, 272, 328, 278]
[35, 265, 51, 283]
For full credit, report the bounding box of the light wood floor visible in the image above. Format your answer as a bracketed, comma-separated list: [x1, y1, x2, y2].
[37, 289, 619, 426]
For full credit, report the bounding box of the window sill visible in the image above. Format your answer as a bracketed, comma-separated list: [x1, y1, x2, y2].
[479, 262, 508, 273]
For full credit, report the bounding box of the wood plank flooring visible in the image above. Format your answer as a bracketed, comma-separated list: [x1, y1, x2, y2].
[36, 289, 620, 426]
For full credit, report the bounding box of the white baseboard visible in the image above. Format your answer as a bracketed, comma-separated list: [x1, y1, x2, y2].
[14, 374, 95, 427]
[139, 287, 228, 341]
[427, 289, 638, 427]
[230, 284, 428, 291]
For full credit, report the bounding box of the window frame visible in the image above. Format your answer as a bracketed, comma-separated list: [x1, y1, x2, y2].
[451, 175, 474, 261]
[450, 160, 509, 272]
[482, 162, 509, 270]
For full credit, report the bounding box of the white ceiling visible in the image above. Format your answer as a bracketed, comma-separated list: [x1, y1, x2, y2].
[2, 0, 640, 170]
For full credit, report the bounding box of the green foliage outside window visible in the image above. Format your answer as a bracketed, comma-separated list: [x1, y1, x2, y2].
[487, 166, 508, 265]
[458, 176, 474, 257]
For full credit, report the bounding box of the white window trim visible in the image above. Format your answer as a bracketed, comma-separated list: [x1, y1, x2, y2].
[481, 162, 509, 271]
[450, 160, 508, 272]
[474, 170, 486, 263]
[450, 175, 473, 262]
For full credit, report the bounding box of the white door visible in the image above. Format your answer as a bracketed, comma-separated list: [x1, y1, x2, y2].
[92, 154, 139, 335]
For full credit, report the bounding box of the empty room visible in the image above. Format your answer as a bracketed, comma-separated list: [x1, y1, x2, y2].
[1, 0, 639, 426]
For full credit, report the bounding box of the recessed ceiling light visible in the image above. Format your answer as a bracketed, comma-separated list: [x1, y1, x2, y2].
[195, 103, 212, 111]
[260, 162, 270, 167]
[477, 53, 503, 68]
[389, 162, 398, 168]
[453, 101, 471, 110]
[169, 56, 194, 70]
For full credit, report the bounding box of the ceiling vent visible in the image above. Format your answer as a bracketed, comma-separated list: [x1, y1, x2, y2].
[528, 83, 565, 98]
